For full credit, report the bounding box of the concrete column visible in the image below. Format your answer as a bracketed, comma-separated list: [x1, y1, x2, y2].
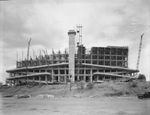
[90, 68, 92, 82]
[84, 68, 86, 82]
[58, 67, 60, 82]
[39, 76, 41, 84]
[45, 75, 48, 84]
[103, 76, 105, 80]
[68, 30, 76, 83]
[14, 80, 16, 86]
[51, 69, 54, 83]
[9, 80, 12, 86]
[9, 73, 12, 77]
[65, 68, 66, 83]
[77, 75, 79, 81]
[33, 76, 35, 82]
[110, 76, 112, 80]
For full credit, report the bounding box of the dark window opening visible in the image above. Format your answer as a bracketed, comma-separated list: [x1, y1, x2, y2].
[86, 60, 91, 64]
[66, 70, 68, 74]
[60, 70, 65, 74]
[41, 70, 45, 72]
[111, 48, 116, 55]
[105, 69, 110, 72]
[117, 56, 122, 60]
[105, 56, 110, 59]
[86, 70, 90, 74]
[92, 61, 97, 64]
[105, 48, 110, 54]
[54, 70, 58, 74]
[111, 61, 116, 66]
[117, 61, 122, 67]
[92, 69, 97, 73]
[99, 48, 104, 54]
[111, 56, 116, 60]
[105, 61, 110, 66]
[92, 55, 97, 59]
[99, 55, 104, 59]
[99, 61, 104, 65]
[117, 49, 122, 55]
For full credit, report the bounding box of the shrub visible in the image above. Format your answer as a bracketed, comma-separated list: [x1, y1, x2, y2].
[129, 81, 138, 88]
[27, 82, 39, 88]
[86, 82, 94, 89]
[76, 81, 85, 90]
[138, 74, 146, 81]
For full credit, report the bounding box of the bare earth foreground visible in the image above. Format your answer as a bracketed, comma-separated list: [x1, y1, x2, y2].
[0, 81, 150, 115]
[0, 96, 150, 115]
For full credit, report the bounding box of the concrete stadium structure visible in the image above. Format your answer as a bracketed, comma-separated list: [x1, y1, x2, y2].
[6, 29, 139, 85]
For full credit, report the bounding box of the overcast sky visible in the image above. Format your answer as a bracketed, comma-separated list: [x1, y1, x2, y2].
[0, 0, 150, 83]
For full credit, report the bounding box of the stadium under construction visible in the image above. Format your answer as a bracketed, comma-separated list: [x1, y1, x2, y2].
[6, 28, 139, 85]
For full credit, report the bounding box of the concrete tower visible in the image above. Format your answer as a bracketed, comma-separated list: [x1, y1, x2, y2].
[68, 30, 76, 82]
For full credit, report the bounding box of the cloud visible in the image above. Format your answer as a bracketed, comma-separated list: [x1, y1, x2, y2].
[0, 0, 150, 83]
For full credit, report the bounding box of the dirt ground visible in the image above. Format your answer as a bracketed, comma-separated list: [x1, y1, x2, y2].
[1, 81, 150, 98]
[0, 96, 150, 115]
[0, 81, 150, 115]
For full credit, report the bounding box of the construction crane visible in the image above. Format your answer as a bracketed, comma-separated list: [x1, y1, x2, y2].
[76, 24, 83, 45]
[23, 38, 32, 85]
[136, 33, 144, 70]
[27, 38, 32, 62]
[26, 38, 32, 75]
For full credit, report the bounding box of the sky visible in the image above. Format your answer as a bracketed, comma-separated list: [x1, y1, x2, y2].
[0, 0, 150, 83]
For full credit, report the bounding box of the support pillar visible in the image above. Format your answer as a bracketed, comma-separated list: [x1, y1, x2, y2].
[51, 69, 54, 83]
[14, 80, 16, 86]
[39, 76, 41, 85]
[90, 68, 92, 83]
[9, 80, 12, 86]
[65, 69, 66, 83]
[45, 75, 48, 84]
[103, 76, 105, 81]
[84, 68, 86, 82]
[33, 76, 35, 82]
[58, 67, 60, 83]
